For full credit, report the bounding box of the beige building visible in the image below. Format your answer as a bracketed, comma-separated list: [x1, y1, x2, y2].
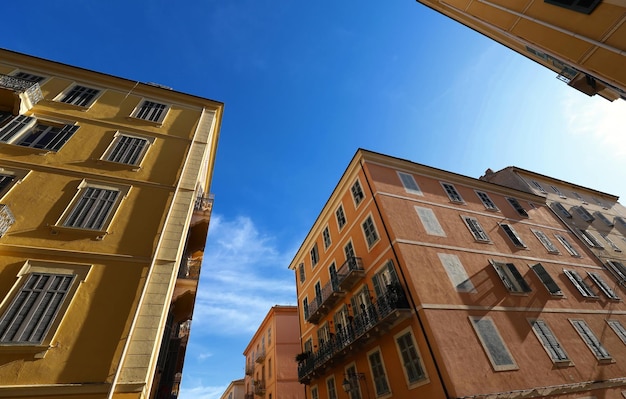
[0, 48, 222, 398]
[220, 379, 245, 399]
[416, 0, 626, 101]
[243, 306, 303, 399]
[482, 166, 626, 287]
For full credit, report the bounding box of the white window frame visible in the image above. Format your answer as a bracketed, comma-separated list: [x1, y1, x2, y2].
[322, 225, 332, 250]
[130, 98, 170, 124]
[298, 263, 306, 284]
[461, 215, 490, 242]
[336, 204, 347, 231]
[326, 375, 338, 399]
[101, 131, 154, 167]
[414, 206, 446, 237]
[57, 180, 130, 234]
[397, 171, 423, 196]
[601, 234, 622, 252]
[530, 263, 563, 296]
[438, 253, 476, 292]
[351, 179, 365, 207]
[578, 229, 603, 248]
[0, 115, 78, 152]
[10, 70, 47, 84]
[506, 197, 529, 217]
[344, 363, 363, 399]
[394, 327, 428, 388]
[310, 243, 319, 268]
[310, 385, 319, 399]
[570, 319, 612, 362]
[475, 190, 498, 211]
[606, 260, 626, 282]
[555, 234, 581, 257]
[530, 180, 547, 193]
[528, 319, 571, 364]
[550, 185, 567, 198]
[55, 83, 102, 108]
[0, 167, 29, 199]
[367, 347, 391, 397]
[500, 223, 526, 248]
[588, 272, 619, 300]
[0, 260, 90, 347]
[532, 229, 560, 254]
[441, 182, 464, 203]
[606, 319, 626, 345]
[469, 316, 518, 371]
[362, 215, 380, 249]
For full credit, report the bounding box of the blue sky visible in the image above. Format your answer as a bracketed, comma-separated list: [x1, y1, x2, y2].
[3, 1, 626, 398]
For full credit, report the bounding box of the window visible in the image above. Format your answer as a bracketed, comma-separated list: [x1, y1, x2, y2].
[595, 212, 614, 227]
[368, 349, 390, 396]
[317, 322, 330, 346]
[415, 206, 446, 237]
[60, 182, 128, 231]
[438, 253, 475, 292]
[398, 171, 422, 195]
[579, 229, 603, 248]
[132, 99, 169, 123]
[462, 216, 490, 242]
[606, 260, 626, 282]
[362, 216, 379, 248]
[0, 115, 78, 152]
[351, 285, 372, 319]
[531, 263, 563, 296]
[268, 327, 271, 345]
[470, 316, 517, 371]
[531, 180, 546, 193]
[304, 337, 313, 353]
[395, 329, 427, 384]
[564, 269, 597, 298]
[298, 263, 306, 284]
[506, 197, 528, 217]
[491, 260, 531, 293]
[372, 261, 399, 298]
[351, 180, 364, 206]
[0, 273, 75, 344]
[602, 234, 622, 252]
[529, 319, 570, 363]
[310, 243, 319, 268]
[326, 376, 338, 399]
[344, 241, 355, 260]
[570, 319, 611, 361]
[588, 272, 619, 300]
[268, 358, 272, 377]
[311, 386, 319, 399]
[336, 205, 347, 230]
[615, 217, 626, 229]
[573, 192, 586, 202]
[475, 190, 498, 210]
[550, 185, 566, 198]
[322, 226, 332, 249]
[329, 262, 338, 287]
[607, 320, 626, 345]
[500, 224, 526, 248]
[555, 234, 581, 257]
[441, 182, 463, 203]
[532, 229, 560, 254]
[12, 71, 46, 83]
[553, 202, 572, 218]
[544, 0, 602, 15]
[102, 132, 153, 166]
[0, 167, 28, 199]
[302, 297, 309, 320]
[345, 364, 362, 399]
[575, 206, 595, 222]
[59, 85, 100, 107]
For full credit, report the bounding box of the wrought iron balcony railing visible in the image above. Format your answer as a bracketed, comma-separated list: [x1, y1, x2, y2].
[0, 204, 15, 237]
[178, 258, 201, 280]
[194, 194, 214, 212]
[245, 363, 254, 375]
[336, 257, 365, 291]
[254, 380, 266, 395]
[0, 74, 43, 111]
[255, 348, 266, 363]
[298, 284, 411, 384]
[306, 278, 345, 324]
[244, 393, 254, 399]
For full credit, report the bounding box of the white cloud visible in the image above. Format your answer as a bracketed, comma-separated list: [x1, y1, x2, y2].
[179, 383, 226, 399]
[192, 215, 298, 336]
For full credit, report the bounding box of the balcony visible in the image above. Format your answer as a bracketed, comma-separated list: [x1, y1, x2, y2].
[298, 284, 411, 384]
[255, 348, 266, 363]
[245, 363, 254, 376]
[254, 380, 266, 396]
[244, 394, 254, 399]
[0, 74, 43, 114]
[336, 257, 365, 291]
[306, 279, 346, 324]
[178, 258, 201, 280]
[194, 194, 214, 214]
[0, 204, 15, 237]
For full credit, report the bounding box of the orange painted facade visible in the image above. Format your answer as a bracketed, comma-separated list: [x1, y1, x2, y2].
[289, 149, 626, 398]
[243, 306, 304, 399]
[416, 0, 626, 101]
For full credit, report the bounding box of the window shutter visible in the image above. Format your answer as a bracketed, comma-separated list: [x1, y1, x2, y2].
[531, 264, 562, 295]
[0, 115, 35, 142]
[492, 262, 514, 291]
[588, 272, 619, 300]
[506, 263, 531, 292]
[532, 320, 568, 361]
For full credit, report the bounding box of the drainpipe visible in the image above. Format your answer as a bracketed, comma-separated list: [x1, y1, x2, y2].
[359, 158, 452, 399]
[436, 0, 626, 94]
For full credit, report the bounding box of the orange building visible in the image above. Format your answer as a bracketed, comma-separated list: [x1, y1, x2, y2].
[416, 0, 626, 101]
[289, 149, 626, 399]
[243, 306, 304, 399]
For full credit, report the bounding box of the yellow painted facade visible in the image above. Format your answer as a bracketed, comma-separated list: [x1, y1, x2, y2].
[0, 49, 222, 398]
[290, 149, 626, 399]
[416, 0, 626, 101]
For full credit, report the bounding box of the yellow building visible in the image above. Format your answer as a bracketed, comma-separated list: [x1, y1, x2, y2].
[416, 0, 626, 101]
[0, 49, 222, 399]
